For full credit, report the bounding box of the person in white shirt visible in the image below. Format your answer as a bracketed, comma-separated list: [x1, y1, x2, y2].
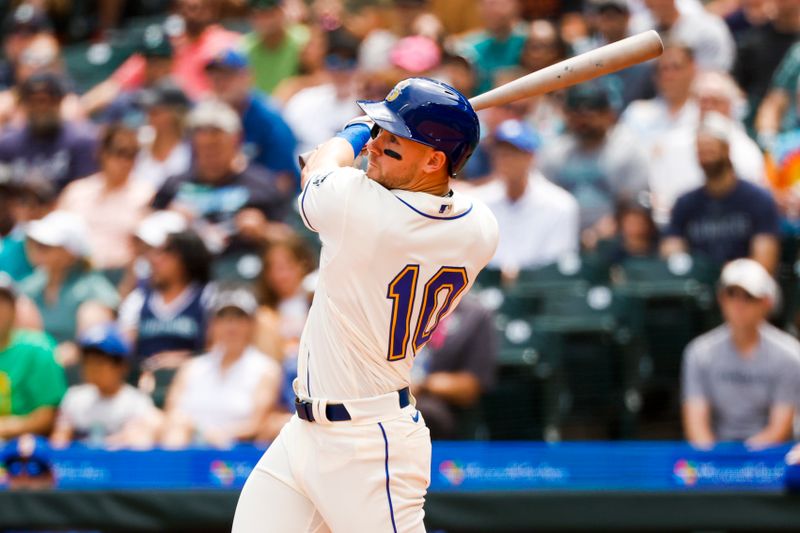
[639, 0, 735, 71]
[477, 119, 579, 273]
[131, 82, 192, 191]
[50, 323, 161, 449]
[160, 288, 282, 449]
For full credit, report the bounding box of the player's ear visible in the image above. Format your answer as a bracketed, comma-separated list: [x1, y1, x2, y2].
[423, 150, 448, 175]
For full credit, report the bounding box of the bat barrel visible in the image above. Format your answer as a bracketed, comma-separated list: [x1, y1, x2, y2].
[468, 30, 664, 111]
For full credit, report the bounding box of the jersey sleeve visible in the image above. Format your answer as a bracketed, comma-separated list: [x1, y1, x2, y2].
[297, 166, 366, 244]
[681, 341, 707, 402]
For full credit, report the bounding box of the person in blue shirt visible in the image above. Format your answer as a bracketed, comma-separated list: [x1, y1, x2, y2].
[205, 48, 300, 194]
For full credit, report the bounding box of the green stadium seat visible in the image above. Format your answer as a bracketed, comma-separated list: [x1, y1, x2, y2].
[150, 367, 178, 409]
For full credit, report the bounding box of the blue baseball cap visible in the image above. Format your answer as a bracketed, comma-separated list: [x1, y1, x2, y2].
[493, 119, 540, 154]
[205, 48, 248, 71]
[78, 323, 131, 359]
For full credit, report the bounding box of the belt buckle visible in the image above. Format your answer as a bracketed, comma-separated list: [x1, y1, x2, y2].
[296, 398, 315, 422]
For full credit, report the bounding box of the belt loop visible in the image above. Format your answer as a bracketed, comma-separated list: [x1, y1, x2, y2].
[313, 399, 330, 424]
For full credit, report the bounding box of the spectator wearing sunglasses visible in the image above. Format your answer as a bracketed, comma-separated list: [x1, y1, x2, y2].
[58, 122, 155, 283]
[682, 259, 800, 449]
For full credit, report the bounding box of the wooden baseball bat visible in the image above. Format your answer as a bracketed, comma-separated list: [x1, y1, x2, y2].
[299, 31, 662, 168]
[468, 30, 663, 110]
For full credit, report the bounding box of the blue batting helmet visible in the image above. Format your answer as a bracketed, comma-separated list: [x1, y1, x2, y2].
[357, 78, 480, 176]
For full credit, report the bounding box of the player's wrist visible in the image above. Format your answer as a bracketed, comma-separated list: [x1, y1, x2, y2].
[335, 122, 372, 157]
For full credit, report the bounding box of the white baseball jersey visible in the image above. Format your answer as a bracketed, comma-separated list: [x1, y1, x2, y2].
[297, 166, 499, 401]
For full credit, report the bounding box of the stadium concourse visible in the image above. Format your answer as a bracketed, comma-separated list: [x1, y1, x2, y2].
[1, 0, 800, 531]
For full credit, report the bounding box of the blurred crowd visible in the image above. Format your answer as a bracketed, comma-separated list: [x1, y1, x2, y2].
[1, 0, 800, 451]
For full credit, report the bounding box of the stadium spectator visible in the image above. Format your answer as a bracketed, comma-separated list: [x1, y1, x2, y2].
[601, 198, 661, 265]
[20, 211, 119, 344]
[0, 177, 57, 282]
[476, 119, 579, 272]
[50, 323, 162, 449]
[117, 229, 212, 366]
[242, 0, 311, 95]
[0, 4, 53, 90]
[161, 288, 282, 448]
[733, 0, 800, 126]
[82, 23, 176, 122]
[358, 0, 437, 73]
[0, 72, 97, 193]
[620, 43, 698, 223]
[57, 122, 154, 279]
[283, 36, 361, 154]
[104, 0, 241, 101]
[682, 258, 800, 448]
[457, 0, 527, 94]
[641, 0, 735, 71]
[255, 233, 315, 360]
[411, 296, 498, 439]
[0, 33, 85, 129]
[662, 112, 781, 272]
[0, 273, 66, 440]
[152, 100, 289, 263]
[116, 210, 189, 298]
[577, 0, 655, 107]
[538, 80, 650, 248]
[131, 81, 193, 191]
[756, 40, 800, 145]
[204, 48, 301, 193]
[270, 24, 331, 104]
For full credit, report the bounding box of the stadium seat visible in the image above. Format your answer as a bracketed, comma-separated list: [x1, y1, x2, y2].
[533, 286, 638, 439]
[480, 316, 560, 440]
[613, 255, 722, 438]
[514, 253, 610, 299]
[150, 367, 178, 409]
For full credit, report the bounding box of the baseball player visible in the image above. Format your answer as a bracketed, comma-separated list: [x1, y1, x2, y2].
[232, 78, 499, 532]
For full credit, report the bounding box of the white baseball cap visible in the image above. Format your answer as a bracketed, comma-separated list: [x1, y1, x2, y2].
[26, 210, 91, 258]
[135, 210, 188, 248]
[697, 111, 733, 145]
[187, 99, 242, 135]
[719, 258, 777, 300]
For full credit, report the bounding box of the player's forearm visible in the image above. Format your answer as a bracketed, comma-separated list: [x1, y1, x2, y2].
[301, 138, 357, 188]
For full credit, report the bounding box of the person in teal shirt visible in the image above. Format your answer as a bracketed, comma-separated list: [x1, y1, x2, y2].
[456, 0, 528, 94]
[0, 273, 67, 440]
[19, 211, 119, 344]
[242, 0, 310, 95]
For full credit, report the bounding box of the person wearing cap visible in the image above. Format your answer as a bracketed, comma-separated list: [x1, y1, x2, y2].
[661, 111, 781, 273]
[682, 258, 800, 448]
[130, 81, 192, 191]
[242, 0, 311, 95]
[205, 46, 301, 192]
[152, 99, 290, 264]
[50, 323, 162, 449]
[18, 210, 120, 344]
[538, 79, 650, 248]
[0, 4, 53, 90]
[476, 119, 579, 272]
[0, 272, 67, 440]
[81, 23, 178, 121]
[161, 288, 281, 448]
[0, 71, 98, 193]
[117, 229, 211, 365]
[57, 122, 155, 279]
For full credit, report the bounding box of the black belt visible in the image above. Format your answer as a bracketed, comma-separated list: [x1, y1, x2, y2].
[295, 387, 410, 423]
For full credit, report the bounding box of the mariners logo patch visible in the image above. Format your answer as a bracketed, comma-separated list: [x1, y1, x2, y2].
[386, 80, 411, 102]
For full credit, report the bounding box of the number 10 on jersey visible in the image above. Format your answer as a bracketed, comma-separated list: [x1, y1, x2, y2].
[386, 265, 468, 361]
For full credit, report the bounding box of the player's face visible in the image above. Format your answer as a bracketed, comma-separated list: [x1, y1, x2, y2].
[365, 127, 433, 189]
